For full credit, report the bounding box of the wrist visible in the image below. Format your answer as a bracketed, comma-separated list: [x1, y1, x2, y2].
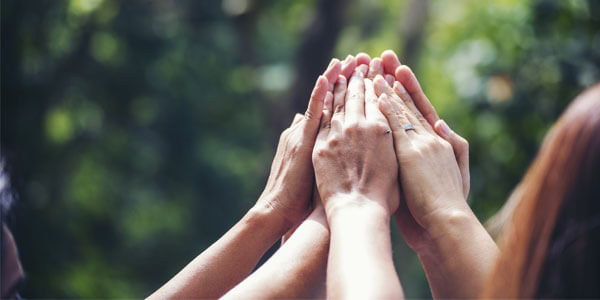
[416, 205, 481, 256]
[247, 200, 292, 240]
[325, 192, 391, 223]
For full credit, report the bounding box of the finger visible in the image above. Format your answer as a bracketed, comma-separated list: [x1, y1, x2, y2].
[395, 65, 440, 126]
[373, 75, 422, 130]
[323, 58, 342, 91]
[385, 74, 395, 87]
[345, 64, 368, 123]
[341, 55, 357, 80]
[320, 91, 334, 129]
[381, 49, 401, 75]
[435, 119, 470, 198]
[378, 94, 411, 148]
[393, 81, 434, 133]
[367, 58, 384, 79]
[331, 75, 347, 133]
[305, 76, 329, 123]
[355, 52, 371, 67]
[364, 78, 387, 123]
[291, 113, 303, 126]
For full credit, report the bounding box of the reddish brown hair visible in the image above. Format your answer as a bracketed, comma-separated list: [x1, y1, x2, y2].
[482, 84, 600, 298]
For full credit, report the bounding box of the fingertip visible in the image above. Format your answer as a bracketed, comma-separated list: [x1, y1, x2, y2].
[373, 75, 387, 93]
[382, 50, 401, 74]
[341, 56, 357, 79]
[328, 58, 340, 68]
[355, 64, 368, 75]
[378, 94, 390, 112]
[336, 75, 347, 88]
[385, 74, 395, 87]
[434, 119, 451, 138]
[317, 75, 328, 87]
[395, 65, 418, 89]
[393, 81, 407, 95]
[356, 52, 371, 66]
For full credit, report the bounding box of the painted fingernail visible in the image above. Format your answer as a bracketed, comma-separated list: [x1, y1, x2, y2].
[437, 119, 451, 137]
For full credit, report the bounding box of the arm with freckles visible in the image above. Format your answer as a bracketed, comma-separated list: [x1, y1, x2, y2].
[147, 59, 343, 300]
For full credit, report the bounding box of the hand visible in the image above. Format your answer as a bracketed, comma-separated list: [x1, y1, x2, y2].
[380, 50, 470, 196]
[312, 64, 400, 218]
[257, 59, 343, 229]
[373, 75, 471, 249]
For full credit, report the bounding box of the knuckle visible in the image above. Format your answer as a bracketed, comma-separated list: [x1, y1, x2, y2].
[343, 122, 363, 135]
[327, 136, 341, 148]
[366, 121, 389, 134]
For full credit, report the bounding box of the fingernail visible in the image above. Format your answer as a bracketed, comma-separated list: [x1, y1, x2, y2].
[438, 119, 451, 137]
[393, 81, 407, 94]
[344, 55, 353, 63]
[328, 58, 338, 67]
[379, 94, 389, 108]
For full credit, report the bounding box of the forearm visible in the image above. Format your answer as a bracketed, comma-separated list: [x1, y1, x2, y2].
[416, 208, 499, 299]
[148, 202, 289, 300]
[222, 209, 329, 299]
[327, 198, 404, 300]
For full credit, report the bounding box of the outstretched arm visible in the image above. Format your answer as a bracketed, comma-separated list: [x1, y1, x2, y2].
[148, 59, 345, 300]
[222, 193, 329, 300]
[374, 52, 499, 298]
[313, 64, 403, 299]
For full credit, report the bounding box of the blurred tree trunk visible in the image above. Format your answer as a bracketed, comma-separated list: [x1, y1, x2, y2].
[400, 0, 429, 68]
[289, 0, 347, 123]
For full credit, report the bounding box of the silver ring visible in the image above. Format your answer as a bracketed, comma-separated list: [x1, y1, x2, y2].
[404, 124, 415, 132]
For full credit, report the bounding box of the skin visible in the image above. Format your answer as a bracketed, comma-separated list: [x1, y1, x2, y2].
[222, 192, 329, 300]
[148, 59, 343, 300]
[376, 50, 499, 299]
[224, 56, 363, 299]
[312, 64, 403, 299]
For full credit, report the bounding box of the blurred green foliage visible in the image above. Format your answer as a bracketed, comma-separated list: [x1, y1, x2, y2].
[1, 0, 599, 298]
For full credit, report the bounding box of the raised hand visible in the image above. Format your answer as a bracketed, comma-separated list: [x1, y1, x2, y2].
[374, 76, 467, 240]
[257, 59, 342, 228]
[312, 64, 403, 299]
[372, 58, 498, 298]
[313, 64, 399, 216]
[149, 59, 345, 300]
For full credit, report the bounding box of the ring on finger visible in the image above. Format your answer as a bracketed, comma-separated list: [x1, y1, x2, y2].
[404, 124, 416, 132]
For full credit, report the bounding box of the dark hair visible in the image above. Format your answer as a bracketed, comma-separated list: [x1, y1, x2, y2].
[482, 84, 600, 298]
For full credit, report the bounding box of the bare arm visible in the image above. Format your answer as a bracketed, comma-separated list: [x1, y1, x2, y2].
[377, 50, 498, 298]
[148, 202, 288, 299]
[327, 199, 403, 299]
[222, 198, 329, 300]
[312, 64, 403, 299]
[148, 59, 344, 299]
